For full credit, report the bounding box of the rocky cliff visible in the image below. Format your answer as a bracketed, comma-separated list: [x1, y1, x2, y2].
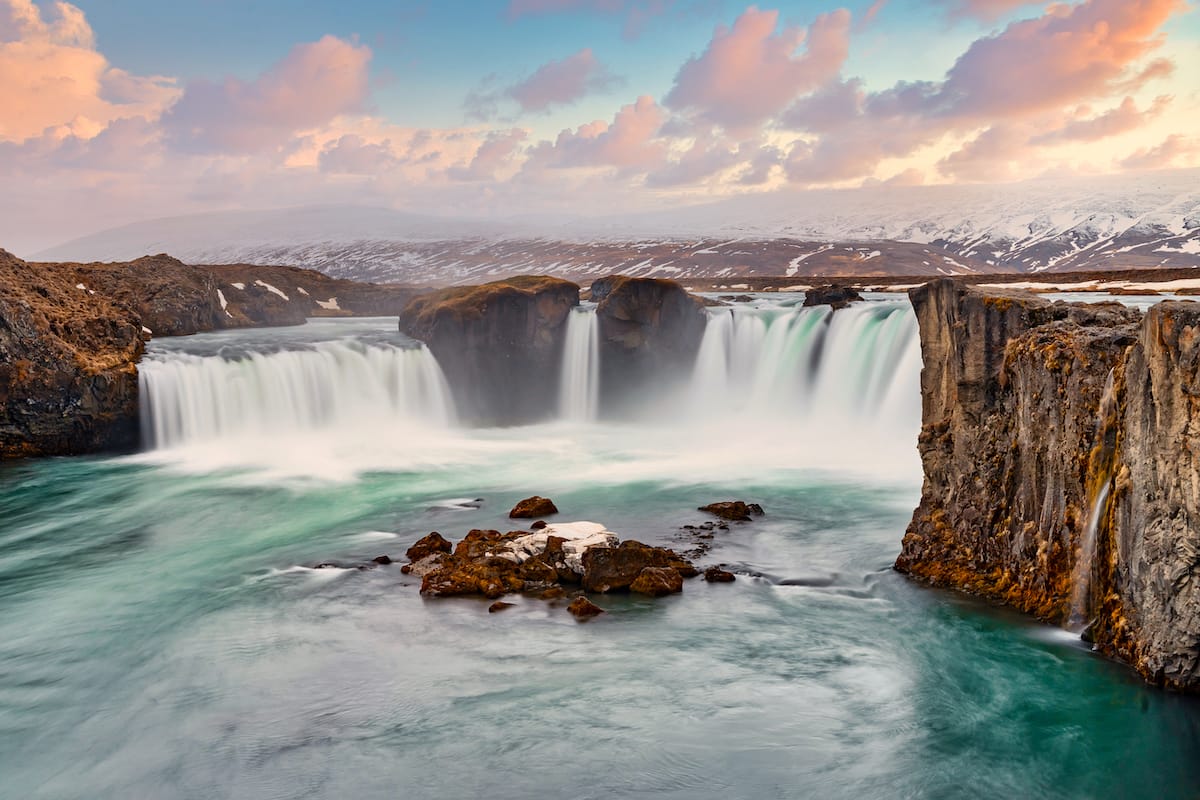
[898, 279, 1200, 690]
[591, 275, 707, 414]
[0, 249, 143, 457]
[398, 276, 580, 424]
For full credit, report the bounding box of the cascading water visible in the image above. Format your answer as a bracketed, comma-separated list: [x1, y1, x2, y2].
[140, 340, 455, 449]
[1069, 368, 1119, 631]
[687, 301, 921, 431]
[558, 306, 600, 422]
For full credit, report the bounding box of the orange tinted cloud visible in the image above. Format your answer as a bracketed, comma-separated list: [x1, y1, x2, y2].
[0, 0, 177, 142]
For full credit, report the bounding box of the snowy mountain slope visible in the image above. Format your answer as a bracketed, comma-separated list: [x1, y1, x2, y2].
[33, 170, 1200, 284]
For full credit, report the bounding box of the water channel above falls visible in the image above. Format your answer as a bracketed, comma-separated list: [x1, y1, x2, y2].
[1, 295, 1198, 799]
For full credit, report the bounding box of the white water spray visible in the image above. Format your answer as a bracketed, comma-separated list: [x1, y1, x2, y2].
[140, 341, 455, 449]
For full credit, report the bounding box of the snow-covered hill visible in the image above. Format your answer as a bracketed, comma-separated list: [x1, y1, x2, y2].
[34, 170, 1200, 284]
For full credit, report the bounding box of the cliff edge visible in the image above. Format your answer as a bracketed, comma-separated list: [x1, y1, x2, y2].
[898, 279, 1200, 690]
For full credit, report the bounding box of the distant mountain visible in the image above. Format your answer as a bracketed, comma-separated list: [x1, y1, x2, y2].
[36, 170, 1199, 285]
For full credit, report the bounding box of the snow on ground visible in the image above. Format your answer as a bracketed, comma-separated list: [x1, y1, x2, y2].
[254, 280, 289, 300]
[316, 297, 341, 310]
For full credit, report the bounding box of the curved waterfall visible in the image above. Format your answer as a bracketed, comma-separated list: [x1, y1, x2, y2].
[138, 300, 922, 451]
[140, 341, 455, 448]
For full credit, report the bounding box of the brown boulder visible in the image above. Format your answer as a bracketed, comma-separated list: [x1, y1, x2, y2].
[568, 597, 605, 618]
[704, 567, 737, 583]
[488, 601, 515, 613]
[406, 532, 453, 562]
[509, 496, 559, 519]
[581, 540, 696, 593]
[698, 501, 764, 522]
[631, 567, 683, 597]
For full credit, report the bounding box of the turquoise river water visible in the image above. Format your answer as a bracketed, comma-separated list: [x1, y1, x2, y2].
[1, 297, 1198, 799]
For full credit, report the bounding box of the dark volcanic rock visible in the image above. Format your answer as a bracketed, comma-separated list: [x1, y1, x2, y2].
[897, 278, 1200, 690]
[581, 540, 695, 593]
[630, 566, 683, 597]
[397, 275, 579, 424]
[405, 532, 453, 562]
[803, 285, 863, 310]
[698, 501, 764, 521]
[591, 275, 708, 414]
[568, 596, 605, 618]
[0, 249, 144, 458]
[704, 567, 736, 583]
[509, 496, 559, 518]
[371, 555, 393, 565]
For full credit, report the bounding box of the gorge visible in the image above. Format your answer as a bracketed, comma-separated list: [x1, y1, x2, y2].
[4, 260, 1200, 798]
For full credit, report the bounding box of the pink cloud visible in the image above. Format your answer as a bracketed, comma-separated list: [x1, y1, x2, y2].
[645, 137, 740, 187]
[525, 94, 666, 171]
[665, 6, 851, 132]
[163, 35, 371, 154]
[508, 49, 620, 112]
[938, 123, 1035, 181]
[448, 128, 528, 180]
[1120, 134, 1200, 170]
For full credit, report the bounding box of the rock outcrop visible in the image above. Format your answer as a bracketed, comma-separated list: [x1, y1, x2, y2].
[591, 275, 708, 414]
[898, 279, 1200, 690]
[398, 276, 580, 424]
[0, 249, 144, 457]
[803, 285, 863, 309]
[509, 496, 559, 519]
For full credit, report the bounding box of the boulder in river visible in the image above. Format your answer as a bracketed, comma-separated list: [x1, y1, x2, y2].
[803, 285, 863, 310]
[631, 567, 684, 597]
[405, 532, 453, 562]
[581, 540, 696, 593]
[509, 496, 559, 519]
[568, 597, 605, 618]
[704, 566, 737, 583]
[698, 501, 764, 521]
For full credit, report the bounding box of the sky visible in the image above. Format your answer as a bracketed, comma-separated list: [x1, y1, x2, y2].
[0, 0, 1197, 254]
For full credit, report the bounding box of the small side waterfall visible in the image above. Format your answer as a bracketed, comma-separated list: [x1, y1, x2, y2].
[1069, 368, 1119, 631]
[558, 307, 600, 422]
[140, 341, 455, 449]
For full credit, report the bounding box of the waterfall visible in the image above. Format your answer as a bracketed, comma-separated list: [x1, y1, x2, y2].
[687, 302, 920, 430]
[139, 341, 455, 449]
[1069, 368, 1119, 631]
[558, 307, 600, 422]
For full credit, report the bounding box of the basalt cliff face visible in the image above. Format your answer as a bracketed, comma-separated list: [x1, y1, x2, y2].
[398, 276, 581, 424]
[0, 249, 144, 457]
[898, 279, 1200, 690]
[591, 275, 707, 413]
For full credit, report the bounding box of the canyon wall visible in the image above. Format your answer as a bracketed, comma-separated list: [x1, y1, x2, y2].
[898, 279, 1200, 690]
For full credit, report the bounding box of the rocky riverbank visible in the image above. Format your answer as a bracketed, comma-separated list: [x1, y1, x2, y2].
[898, 279, 1200, 690]
[1, 248, 421, 458]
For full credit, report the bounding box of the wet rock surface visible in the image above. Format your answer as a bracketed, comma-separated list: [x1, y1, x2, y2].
[591, 275, 708, 414]
[698, 501, 764, 521]
[803, 285, 863, 310]
[898, 278, 1200, 690]
[397, 275, 580, 424]
[509, 496, 559, 519]
[568, 597, 605, 618]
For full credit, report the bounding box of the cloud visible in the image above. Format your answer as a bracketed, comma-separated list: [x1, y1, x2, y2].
[0, 0, 178, 142]
[318, 134, 400, 174]
[645, 137, 740, 187]
[782, 0, 1185, 184]
[524, 94, 666, 171]
[508, 49, 620, 113]
[448, 128, 528, 180]
[162, 35, 372, 154]
[467, 49, 620, 119]
[1033, 95, 1171, 145]
[938, 123, 1036, 181]
[1120, 134, 1200, 170]
[665, 6, 851, 132]
[936, 0, 1040, 21]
